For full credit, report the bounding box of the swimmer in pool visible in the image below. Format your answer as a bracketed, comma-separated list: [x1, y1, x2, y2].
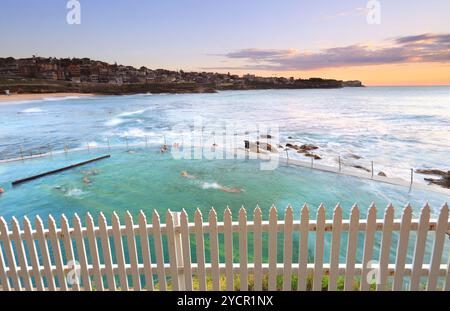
[180, 171, 195, 179]
[0, 187, 5, 195]
[83, 176, 91, 185]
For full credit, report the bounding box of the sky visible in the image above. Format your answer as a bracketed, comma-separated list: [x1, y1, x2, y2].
[0, 0, 449, 85]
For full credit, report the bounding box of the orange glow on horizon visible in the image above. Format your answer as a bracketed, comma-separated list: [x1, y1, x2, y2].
[227, 62, 450, 86]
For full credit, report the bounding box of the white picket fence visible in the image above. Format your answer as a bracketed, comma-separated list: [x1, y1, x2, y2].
[0, 203, 449, 291]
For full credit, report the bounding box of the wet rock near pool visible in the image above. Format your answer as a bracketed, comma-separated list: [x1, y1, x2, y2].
[286, 143, 319, 152]
[377, 171, 387, 177]
[424, 175, 450, 189]
[304, 152, 322, 160]
[415, 169, 448, 176]
[352, 165, 371, 173]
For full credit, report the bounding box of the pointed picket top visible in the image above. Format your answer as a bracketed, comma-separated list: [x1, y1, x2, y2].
[125, 211, 134, 227]
[209, 207, 217, 221]
[23, 216, 32, 230]
[403, 203, 413, 218]
[269, 205, 278, 219]
[317, 203, 326, 218]
[180, 208, 189, 223]
[60, 214, 71, 231]
[368, 203, 377, 218]
[11, 217, 20, 232]
[194, 208, 203, 223]
[0, 216, 9, 233]
[333, 204, 343, 218]
[224, 206, 232, 219]
[301, 203, 309, 218]
[138, 210, 147, 224]
[111, 211, 120, 228]
[99, 212, 108, 227]
[254, 205, 262, 218]
[439, 203, 449, 219]
[86, 212, 95, 225]
[420, 202, 431, 220]
[239, 206, 247, 218]
[152, 209, 161, 224]
[35, 215, 44, 230]
[166, 209, 175, 226]
[47, 214, 57, 228]
[350, 204, 359, 221]
[73, 213, 82, 227]
[385, 203, 395, 218]
[284, 205, 293, 222]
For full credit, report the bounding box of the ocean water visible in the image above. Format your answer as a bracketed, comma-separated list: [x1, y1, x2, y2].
[0, 87, 449, 269]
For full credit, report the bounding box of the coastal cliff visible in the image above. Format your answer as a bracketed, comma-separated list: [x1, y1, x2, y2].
[0, 56, 364, 95]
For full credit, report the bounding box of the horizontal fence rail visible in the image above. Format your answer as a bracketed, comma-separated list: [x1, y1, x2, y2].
[0, 203, 449, 291]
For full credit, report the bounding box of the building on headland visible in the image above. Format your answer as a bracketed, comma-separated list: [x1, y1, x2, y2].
[0, 56, 364, 91]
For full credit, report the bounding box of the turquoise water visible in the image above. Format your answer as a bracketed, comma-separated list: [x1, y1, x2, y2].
[0, 146, 448, 271]
[0, 88, 449, 273]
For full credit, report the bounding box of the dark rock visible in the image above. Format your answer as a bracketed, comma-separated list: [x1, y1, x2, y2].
[300, 144, 319, 151]
[415, 169, 447, 176]
[304, 152, 322, 160]
[352, 165, 371, 172]
[378, 171, 387, 177]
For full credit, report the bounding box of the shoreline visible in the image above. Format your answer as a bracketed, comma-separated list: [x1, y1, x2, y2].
[0, 93, 96, 104]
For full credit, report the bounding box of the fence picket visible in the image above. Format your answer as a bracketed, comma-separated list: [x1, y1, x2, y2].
[0, 218, 20, 290]
[47, 215, 67, 291]
[313, 204, 326, 291]
[61, 215, 78, 291]
[11, 217, 32, 291]
[377, 204, 394, 291]
[360, 204, 376, 291]
[208, 209, 220, 291]
[98, 213, 116, 291]
[268, 206, 278, 291]
[23, 217, 44, 291]
[86, 213, 104, 291]
[180, 209, 193, 291]
[253, 206, 263, 291]
[166, 210, 180, 291]
[344, 205, 360, 291]
[393, 204, 412, 291]
[194, 209, 207, 291]
[73, 214, 92, 291]
[35, 216, 56, 291]
[152, 210, 166, 291]
[0, 203, 448, 292]
[238, 207, 248, 291]
[427, 204, 449, 291]
[61, 214, 80, 291]
[410, 204, 430, 291]
[112, 212, 128, 291]
[298, 204, 309, 291]
[283, 206, 293, 291]
[328, 204, 342, 291]
[0, 237, 10, 291]
[125, 212, 141, 291]
[138, 211, 154, 291]
[224, 208, 234, 291]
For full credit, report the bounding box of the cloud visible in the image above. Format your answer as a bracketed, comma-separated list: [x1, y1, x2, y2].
[205, 33, 450, 71]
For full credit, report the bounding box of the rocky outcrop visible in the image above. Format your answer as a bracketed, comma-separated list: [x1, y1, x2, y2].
[378, 171, 387, 177]
[415, 169, 448, 176]
[352, 165, 371, 173]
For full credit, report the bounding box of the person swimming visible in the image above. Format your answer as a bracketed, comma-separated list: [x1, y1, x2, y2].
[0, 187, 5, 195]
[220, 186, 244, 193]
[180, 171, 196, 179]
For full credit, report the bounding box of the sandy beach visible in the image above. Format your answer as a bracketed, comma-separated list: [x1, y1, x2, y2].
[0, 93, 95, 104]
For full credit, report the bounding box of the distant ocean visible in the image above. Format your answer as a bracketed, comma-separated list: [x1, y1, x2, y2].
[1, 86, 449, 181]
